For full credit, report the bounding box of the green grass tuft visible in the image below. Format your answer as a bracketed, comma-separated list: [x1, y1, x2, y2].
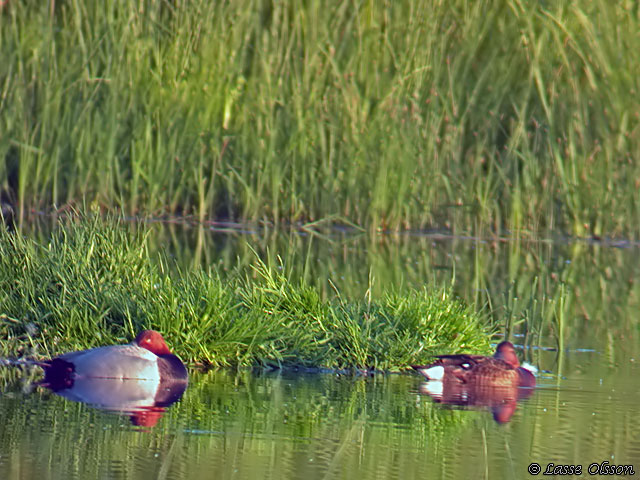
[0, 215, 492, 369]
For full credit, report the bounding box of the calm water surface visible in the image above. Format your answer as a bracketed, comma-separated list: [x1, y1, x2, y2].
[1, 349, 639, 479]
[2, 226, 640, 479]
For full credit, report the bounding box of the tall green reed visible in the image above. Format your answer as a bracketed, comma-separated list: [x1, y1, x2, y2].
[1, 0, 638, 234]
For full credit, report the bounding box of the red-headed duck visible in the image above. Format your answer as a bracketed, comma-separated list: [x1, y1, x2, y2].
[412, 341, 536, 388]
[40, 330, 188, 389]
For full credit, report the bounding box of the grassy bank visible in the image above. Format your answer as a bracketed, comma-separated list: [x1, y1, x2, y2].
[1, 1, 639, 235]
[0, 216, 491, 369]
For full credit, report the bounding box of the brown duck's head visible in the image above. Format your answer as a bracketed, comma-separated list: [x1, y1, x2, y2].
[493, 341, 520, 368]
[135, 330, 172, 356]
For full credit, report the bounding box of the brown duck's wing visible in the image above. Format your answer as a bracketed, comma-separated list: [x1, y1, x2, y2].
[468, 358, 520, 387]
[414, 355, 491, 384]
[472, 357, 517, 373]
[431, 354, 488, 368]
[426, 356, 519, 385]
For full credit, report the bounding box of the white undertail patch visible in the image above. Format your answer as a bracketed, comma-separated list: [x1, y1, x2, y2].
[422, 365, 445, 381]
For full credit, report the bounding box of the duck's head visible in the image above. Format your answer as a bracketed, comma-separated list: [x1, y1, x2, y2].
[493, 341, 520, 368]
[134, 330, 172, 356]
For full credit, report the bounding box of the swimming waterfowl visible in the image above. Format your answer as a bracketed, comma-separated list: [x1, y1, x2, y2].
[40, 330, 188, 389]
[411, 341, 536, 388]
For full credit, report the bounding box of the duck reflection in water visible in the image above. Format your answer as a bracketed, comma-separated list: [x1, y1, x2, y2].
[38, 375, 188, 427]
[37, 330, 188, 427]
[412, 341, 536, 423]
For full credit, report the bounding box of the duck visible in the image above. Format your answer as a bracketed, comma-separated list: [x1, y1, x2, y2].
[40, 330, 188, 389]
[411, 341, 536, 388]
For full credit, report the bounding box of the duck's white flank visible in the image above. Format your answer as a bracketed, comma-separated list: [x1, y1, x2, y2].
[58, 344, 161, 381]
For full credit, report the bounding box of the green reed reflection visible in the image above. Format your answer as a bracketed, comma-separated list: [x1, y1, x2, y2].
[2, 360, 639, 480]
[0, 371, 478, 479]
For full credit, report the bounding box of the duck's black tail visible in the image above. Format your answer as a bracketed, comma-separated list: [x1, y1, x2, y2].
[38, 358, 76, 391]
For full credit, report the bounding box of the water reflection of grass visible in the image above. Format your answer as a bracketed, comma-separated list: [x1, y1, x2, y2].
[2, 368, 637, 478]
[0, 371, 478, 479]
[0, 216, 491, 369]
[1, 1, 638, 235]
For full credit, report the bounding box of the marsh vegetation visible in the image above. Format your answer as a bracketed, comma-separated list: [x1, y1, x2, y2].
[0, 216, 491, 368]
[1, 0, 638, 236]
[1, 1, 639, 477]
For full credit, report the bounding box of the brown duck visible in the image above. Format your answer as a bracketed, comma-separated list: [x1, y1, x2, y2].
[411, 341, 536, 388]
